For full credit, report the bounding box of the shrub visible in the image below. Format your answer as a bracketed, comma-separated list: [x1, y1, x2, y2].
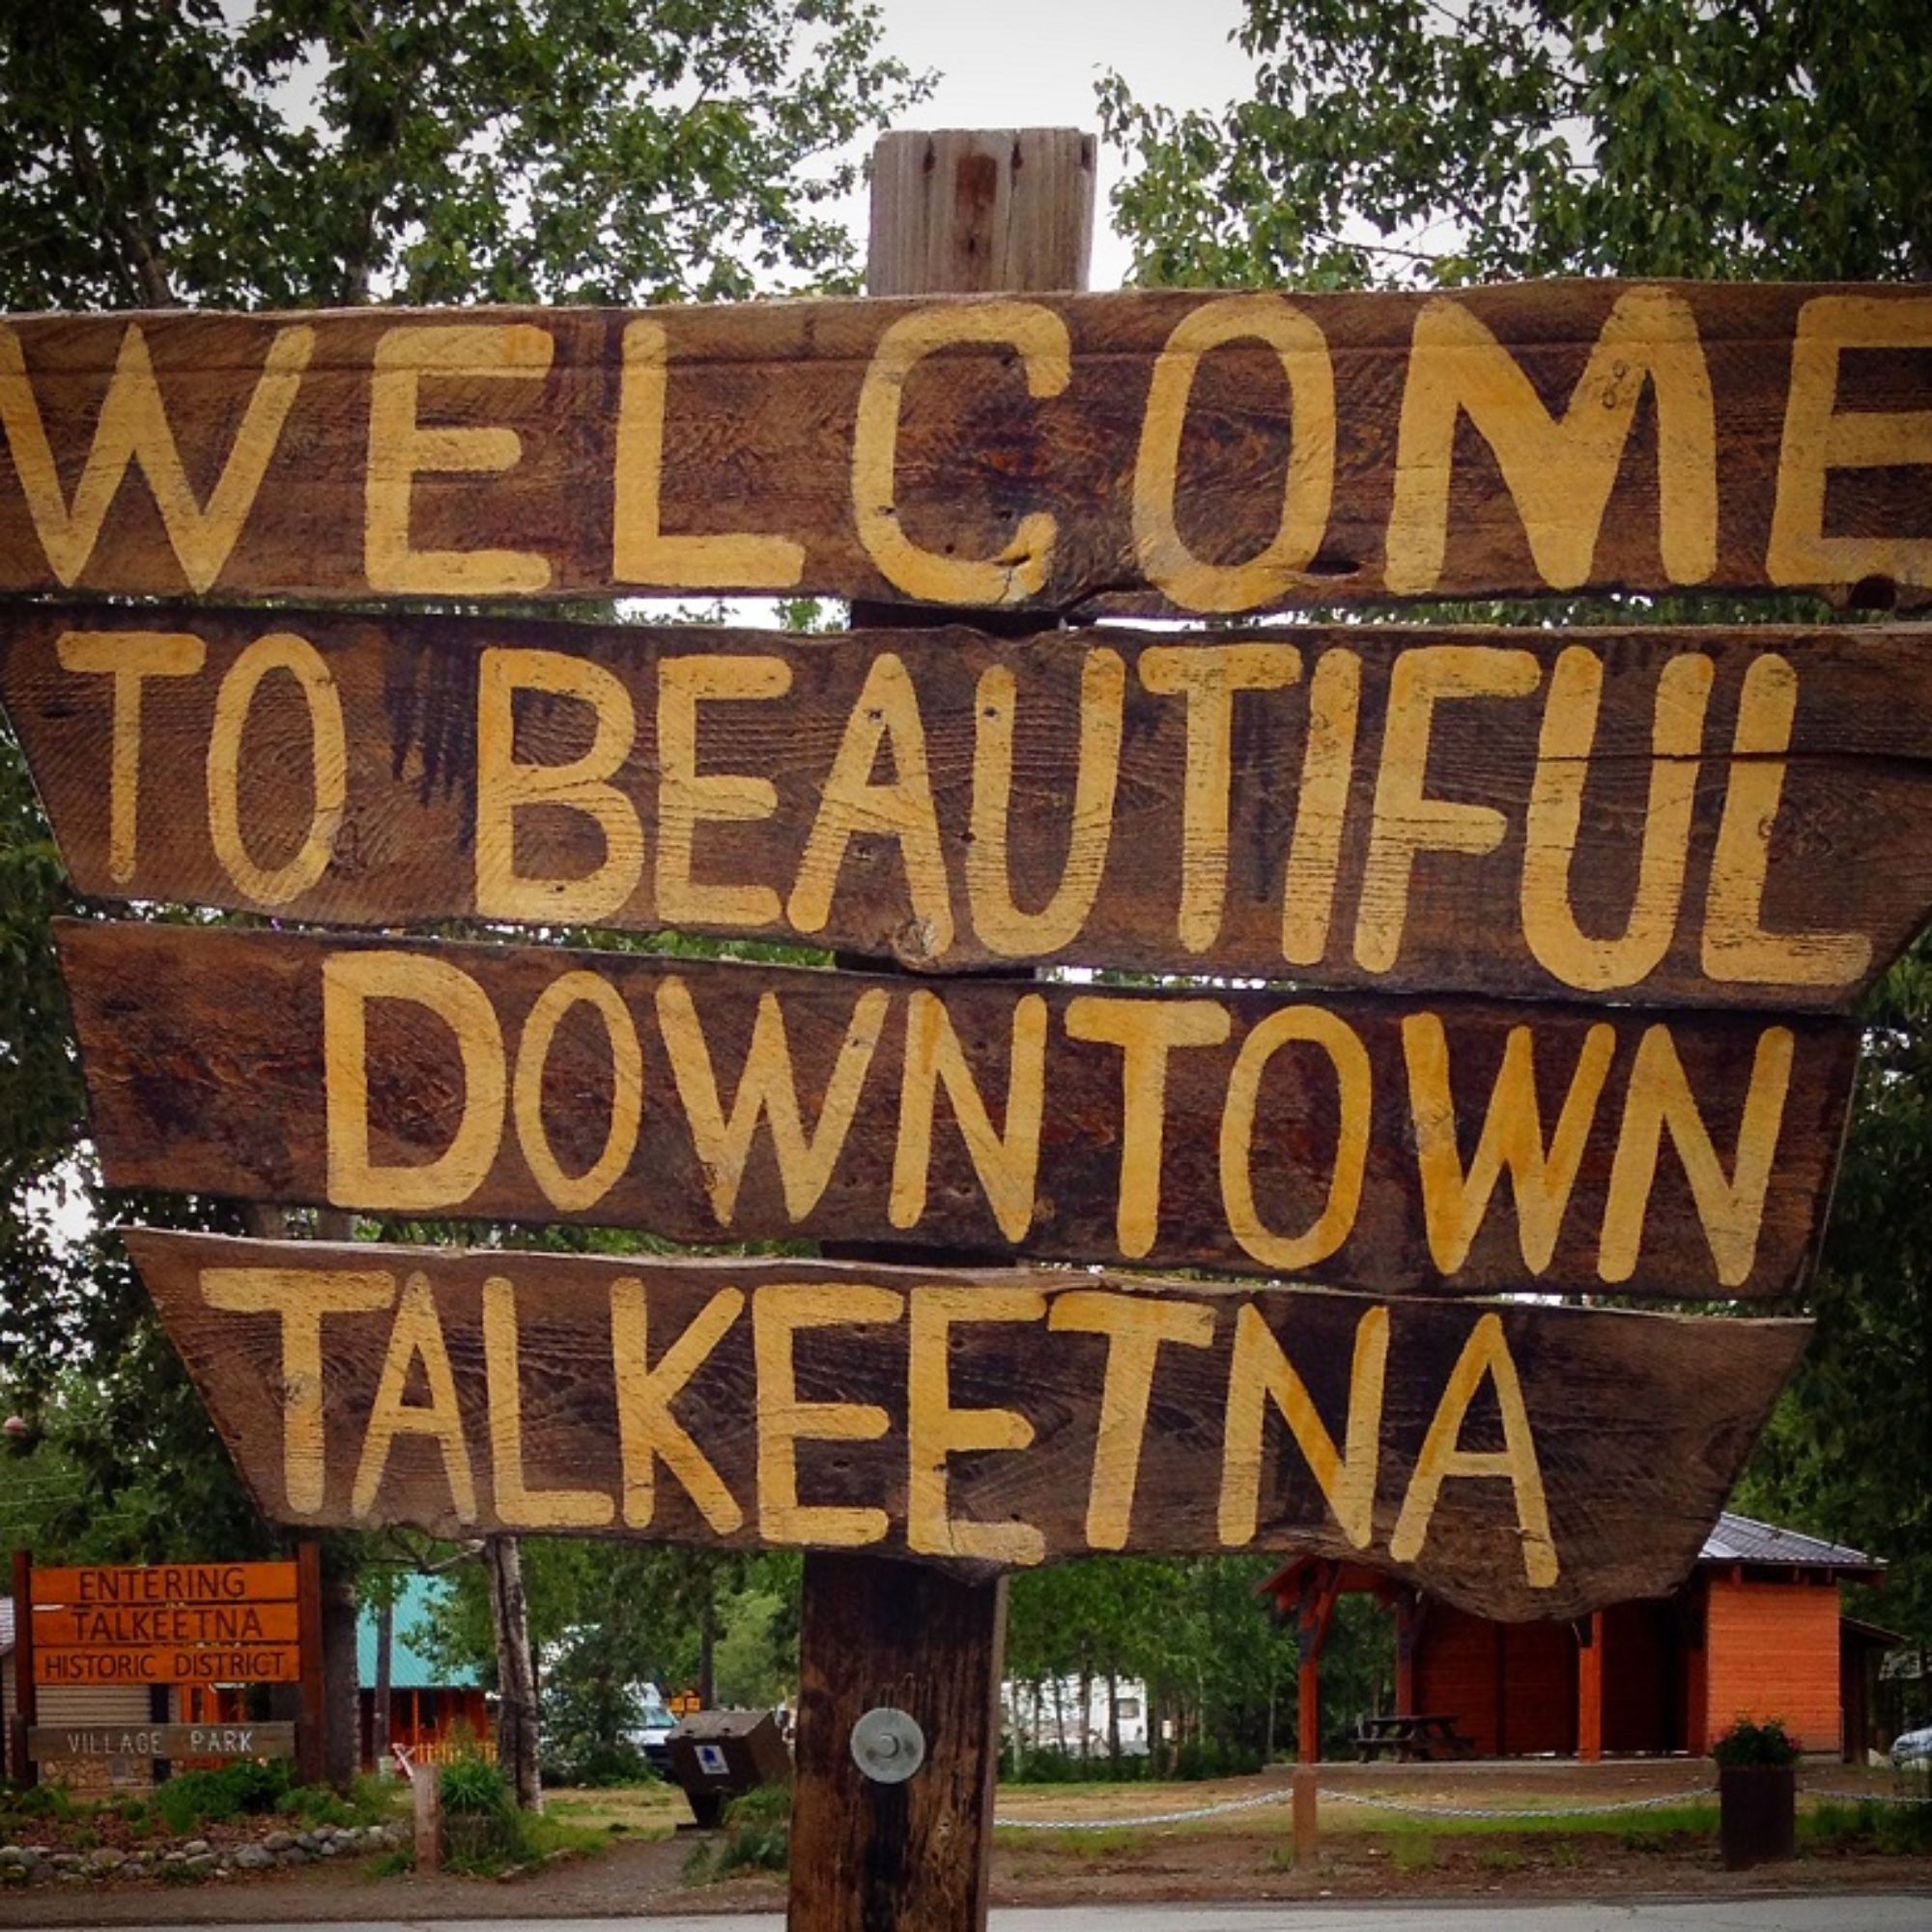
[439, 1751, 526, 1872]
[152, 1758, 294, 1835]
[1712, 1719, 1800, 1768]
[683, 1785, 791, 1884]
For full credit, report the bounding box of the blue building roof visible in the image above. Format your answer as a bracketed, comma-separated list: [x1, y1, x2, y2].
[356, 1573, 481, 1690]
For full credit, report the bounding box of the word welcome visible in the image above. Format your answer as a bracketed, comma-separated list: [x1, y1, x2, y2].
[2, 286, 1927, 609]
[128, 1233, 1810, 1624]
[61, 923, 1856, 1299]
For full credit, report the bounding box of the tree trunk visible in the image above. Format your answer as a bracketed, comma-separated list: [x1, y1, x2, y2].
[484, 1537, 542, 1812]
[1107, 1674, 1122, 1768]
[372, 1596, 393, 1771]
[697, 1586, 716, 1709]
[320, 1566, 359, 1791]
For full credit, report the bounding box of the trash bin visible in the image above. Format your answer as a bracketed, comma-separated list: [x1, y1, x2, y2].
[667, 1709, 792, 1828]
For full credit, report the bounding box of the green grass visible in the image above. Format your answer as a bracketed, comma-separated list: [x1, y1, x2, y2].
[991, 1825, 1150, 1859]
[1389, 1834, 1436, 1872]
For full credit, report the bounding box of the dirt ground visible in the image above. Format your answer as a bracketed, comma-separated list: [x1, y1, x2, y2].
[3, 1760, 1925, 1924]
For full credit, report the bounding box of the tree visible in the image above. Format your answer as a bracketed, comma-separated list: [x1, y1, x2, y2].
[1100, 0, 1932, 291]
[1100, 0, 1932, 1655]
[0, 0, 923, 1784]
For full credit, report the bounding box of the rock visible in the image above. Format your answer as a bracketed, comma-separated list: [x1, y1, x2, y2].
[182, 1838, 212, 1858]
[277, 1850, 306, 1868]
[184, 1855, 217, 1876]
[0, 1847, 23, 1867]
[263, 1830, 296, 1853]
[50, 1853, 83, 1872]
[85, 1848, 125, 1876]
[233, 1844, 274, 1872]
[297, 1831, 323, 1853]
[161, 1852, 186, 1867]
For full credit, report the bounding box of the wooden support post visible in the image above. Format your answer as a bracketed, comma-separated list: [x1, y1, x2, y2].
[11, 1549, 35, 1787]
[1393, 1588, 1426, 1715]
[786, 126, 1094, 1932]
[296, 1539, 327, 1788]
[1577, 1610, 1605, 1764]
[1292, 1561, 1341, 1865]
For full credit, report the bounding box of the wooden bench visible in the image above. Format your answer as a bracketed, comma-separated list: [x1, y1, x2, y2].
[1352, 1713, 1480, 1762]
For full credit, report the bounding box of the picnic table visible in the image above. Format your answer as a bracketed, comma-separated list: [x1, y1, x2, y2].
[1352, 1712, 1480, 1762]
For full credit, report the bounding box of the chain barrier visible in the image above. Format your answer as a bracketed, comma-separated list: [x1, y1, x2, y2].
[1804, 1786, 1932, 1807]
[995, 1781, 1719, 1833]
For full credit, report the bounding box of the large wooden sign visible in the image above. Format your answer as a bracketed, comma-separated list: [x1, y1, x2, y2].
[124, 1230, 1808, 1625]
[29, 1721, 295, 1762]
[7, 604, 1931, 1008]
[1, 285, 1929, 612]
[28, 1560, 302, 1689]
[60, 920, 1855, 1299]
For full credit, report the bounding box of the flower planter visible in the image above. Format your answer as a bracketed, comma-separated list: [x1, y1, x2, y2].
[1719, 1763, 1796, 1869]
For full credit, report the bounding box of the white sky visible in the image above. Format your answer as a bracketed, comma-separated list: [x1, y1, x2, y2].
[862, 0, 1255, 288]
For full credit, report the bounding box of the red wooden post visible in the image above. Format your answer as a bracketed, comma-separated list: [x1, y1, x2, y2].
[296, 1540, 327, 1787]
[1393, 1588, 1426, 1715]
[1293, 1560, 1341, 1862]
[11, 1549, 35, 1787]
[786, 128, 1095, 1932]
[1577, 1610, 1605, 1763]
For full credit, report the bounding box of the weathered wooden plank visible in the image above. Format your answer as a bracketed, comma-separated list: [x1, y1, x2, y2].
[30, 1561, 298, 1605]
[2, 283, 1929, 611]
[62, 921, 1855, 1301]
[32, 1604, 301, 1647]
[28, 1721, 296, 1762]
[35, 1645, 301, 1687]
[9, 606, 1932, 1011]
[124, 1230, 1809, 1625]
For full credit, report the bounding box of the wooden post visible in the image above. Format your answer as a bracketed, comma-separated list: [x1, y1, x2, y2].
[1577, 1610, 1605, 1763]
[296, 1539, 327, 1788]
[1291, 1562, 1340, 1866]
[11, 1549, 35, 1787]
[786, 126, 1094, 1932]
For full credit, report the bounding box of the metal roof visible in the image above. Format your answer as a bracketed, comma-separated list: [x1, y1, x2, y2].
[1699, 1512, 1881, 1574]
[356, 1574, 481, 1690]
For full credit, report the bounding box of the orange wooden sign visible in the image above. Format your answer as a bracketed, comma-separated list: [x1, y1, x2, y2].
[30, 1561, 297, 1606]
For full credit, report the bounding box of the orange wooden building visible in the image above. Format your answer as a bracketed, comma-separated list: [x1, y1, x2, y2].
[1268, 1514, 1891, 1764]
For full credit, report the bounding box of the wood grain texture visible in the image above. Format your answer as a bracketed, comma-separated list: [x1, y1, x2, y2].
[9, 606, 1932, 1010]
[32, 1605, 300, 1647]
[791, 1556, 1004, 1931]
[3, 283, 1930, 611]
[124, 1229, 1810, 1624]
[61, 921, 1856, 1300]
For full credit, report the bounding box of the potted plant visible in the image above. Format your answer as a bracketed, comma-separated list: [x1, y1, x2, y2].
[1713, 1718, 1799, 1868]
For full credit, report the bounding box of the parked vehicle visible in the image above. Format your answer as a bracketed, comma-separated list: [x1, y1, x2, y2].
[1890, 1723, 1932, 1767]
[622, 1682, 678, 1774]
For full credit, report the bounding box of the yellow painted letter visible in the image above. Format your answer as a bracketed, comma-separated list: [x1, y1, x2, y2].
[1385, 288, 1716, 593]
[614, 320, 805, 587]
[1065, 996, 1233, 1259]
[968, 648, 1124, 956]
[1769, 295, 1932, 589]
[1049, 1291, 1214, 1549]
[55, 630, 206, 884]
[907, 1284, 1046, 1564]
[753, 1283, 902, 1547]
[511, 971, 642, 1212]
[365, 324, 553, 594]
[352, 1273, 477, 1521]
[1600, 1023, 1794, 1288]
[1355, 646, 1542, 973]
[201, 1267, 396, 1516]
[1389, 1313, 1557, 1588]
[206, 632, 347, 905]
[0, 321, 311, 590]
[475, 646, 644, 923]
[324, 951, 506, 1212]
[482, 1276, 613, 1528]
[1133, 294, 1336, 611]
[1219, 1303, 1388, 1548]
[611, 1278, 745, 1534]
[892, 989, 1046, 1243]
[852, 302, 1068, 606]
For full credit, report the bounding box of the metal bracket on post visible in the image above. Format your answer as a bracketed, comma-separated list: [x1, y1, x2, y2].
[850, 1707, 926, 1785]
